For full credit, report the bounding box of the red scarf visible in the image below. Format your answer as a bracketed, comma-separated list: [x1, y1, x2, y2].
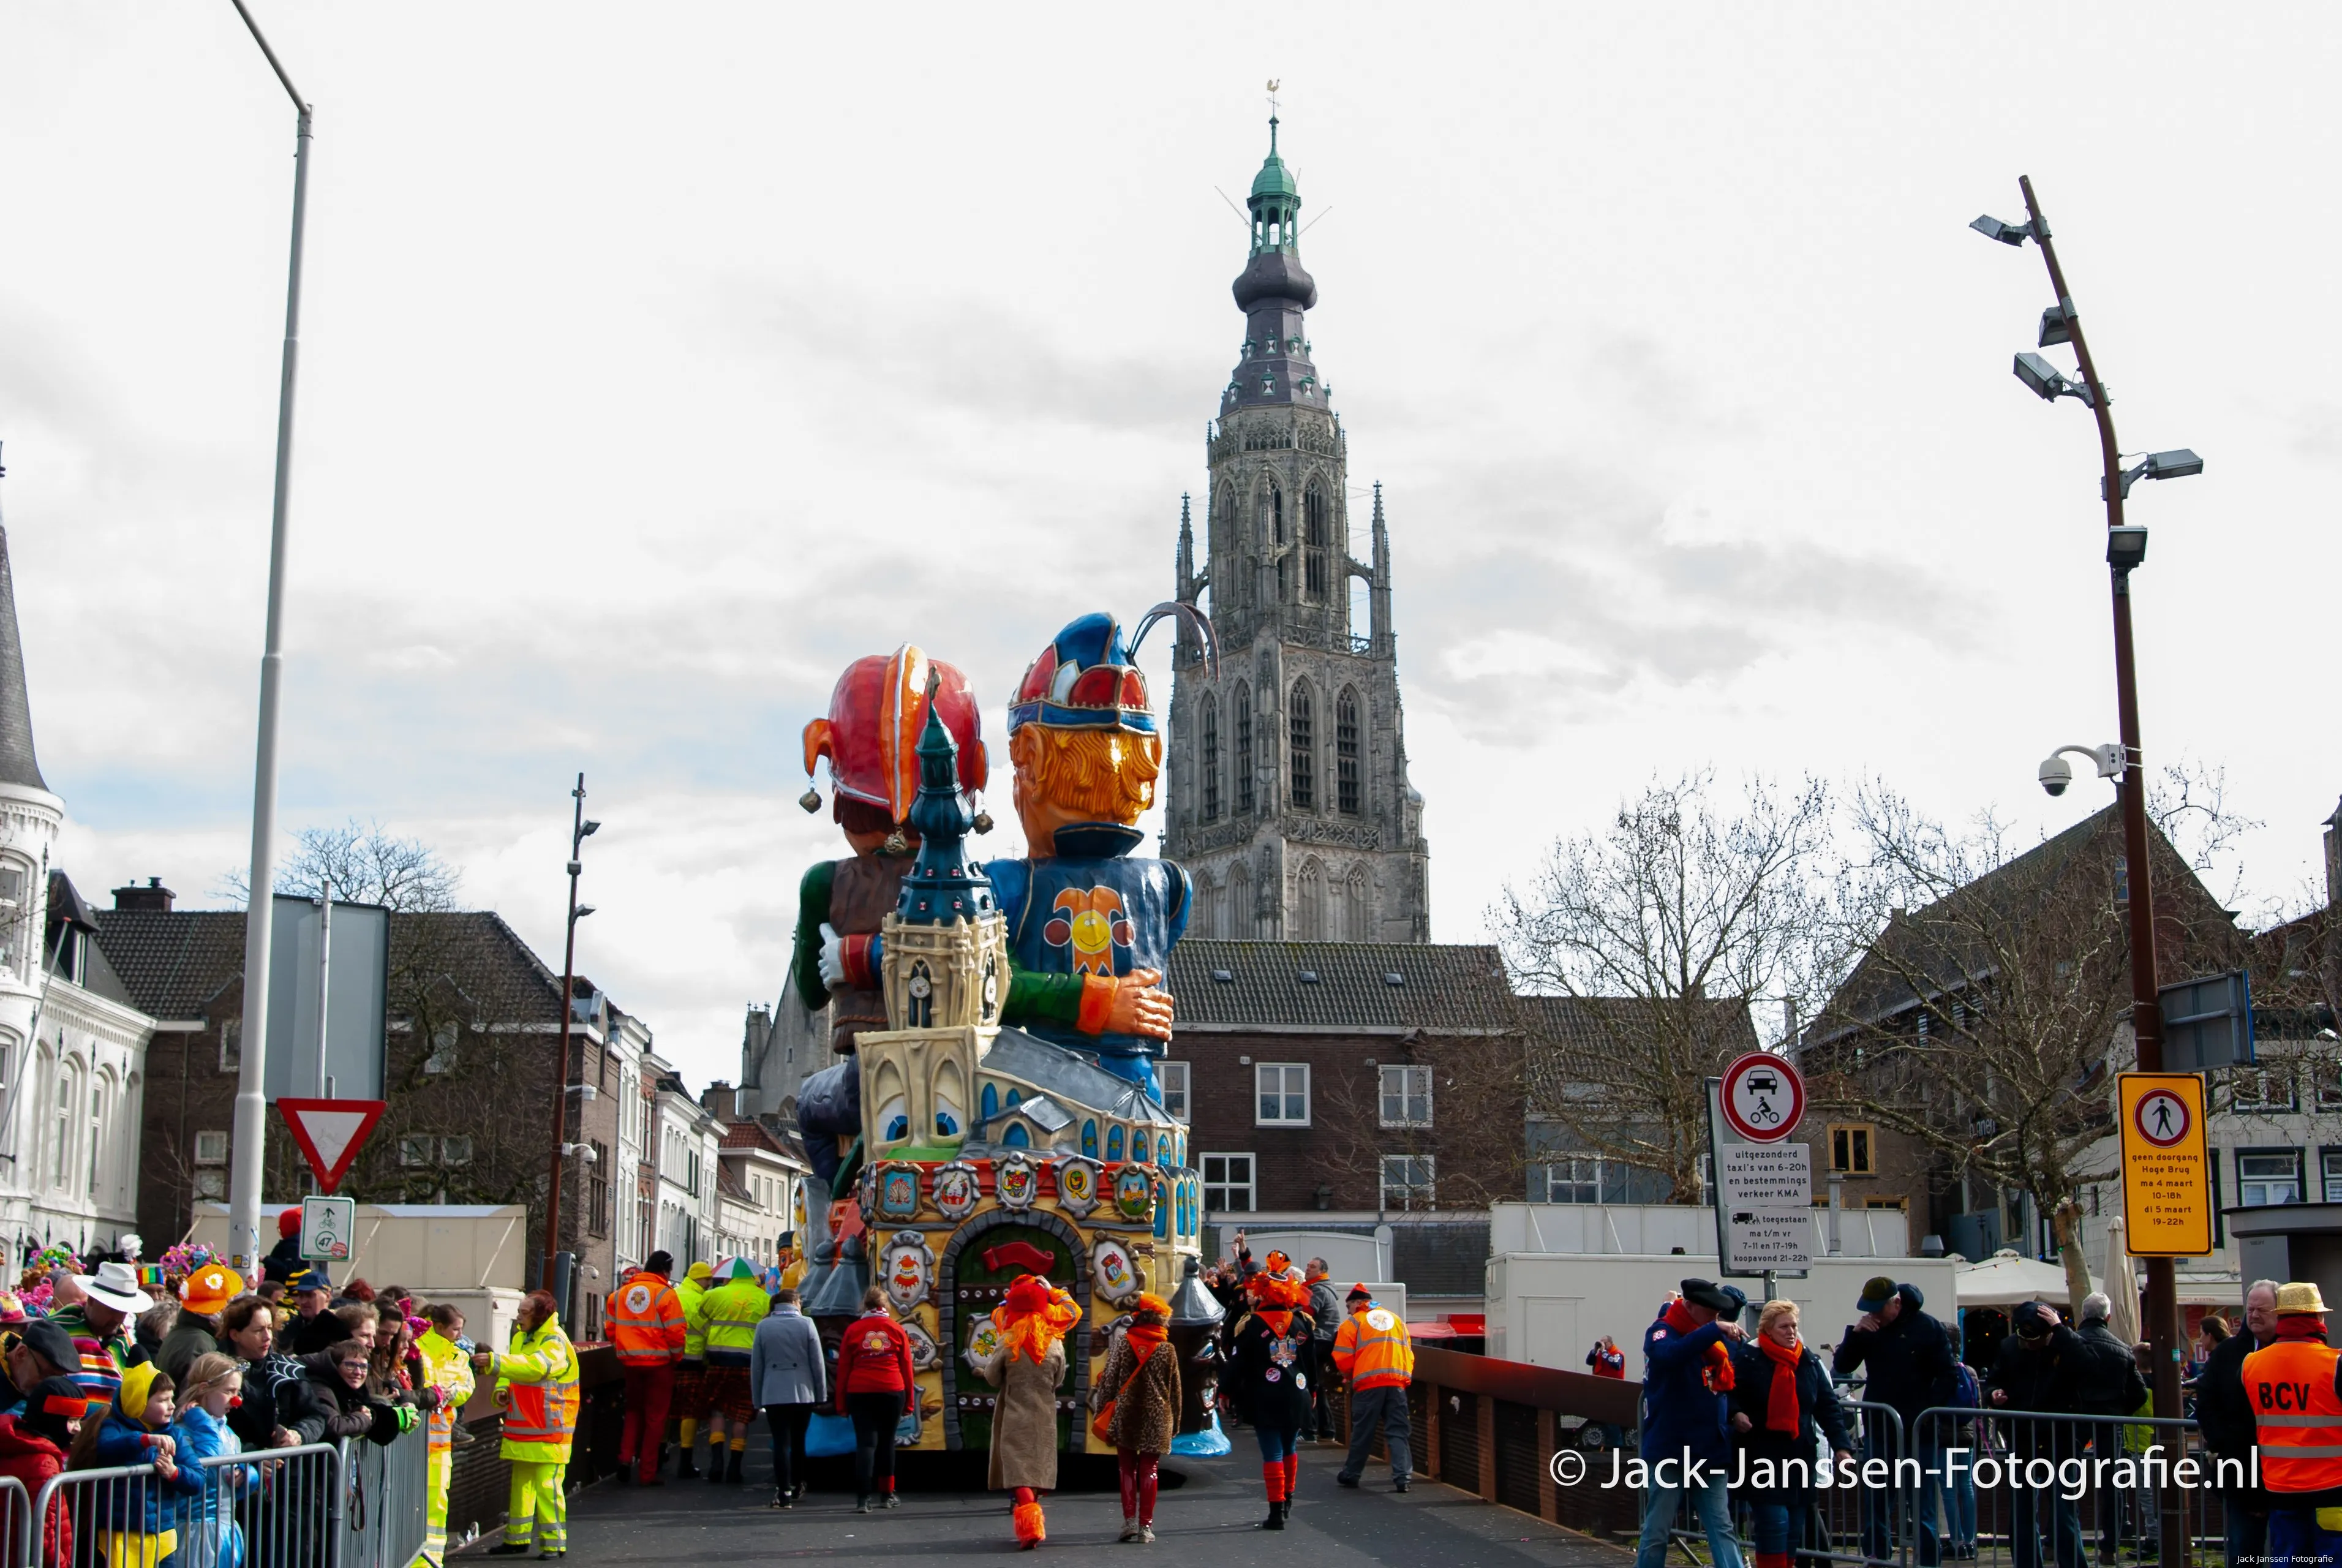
[1258, 1310, 1294, 1338]
[1661, 1300, 1735, 1392]
[2275, 1315, 2329, 1344]
[1758, 1332, 1804, 1433]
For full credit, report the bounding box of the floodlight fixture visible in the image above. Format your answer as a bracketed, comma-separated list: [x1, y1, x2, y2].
[2014, 352, 2071, 401]
[2144, 448, 2203, 481]
[574, 904, 597, 921]
[2106, 524, 2149, 571]
[2106, 448, 2203, 500]
[580, 820, 601, 838]
[2038, 303, 2074, 348]
[1971, 214, 2034, 246]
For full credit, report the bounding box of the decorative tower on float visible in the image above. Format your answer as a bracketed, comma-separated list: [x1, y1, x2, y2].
[802, 675, 1222, 1456]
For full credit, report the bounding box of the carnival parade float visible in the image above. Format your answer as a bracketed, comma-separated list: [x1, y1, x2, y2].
[789, 616, 1227, 1458]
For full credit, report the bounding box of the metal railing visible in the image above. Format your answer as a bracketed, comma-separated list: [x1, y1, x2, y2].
[1910, 1406, 2221, 1568]
[0, 1475, 31, 1568]
[23, 1428, 428, 1568]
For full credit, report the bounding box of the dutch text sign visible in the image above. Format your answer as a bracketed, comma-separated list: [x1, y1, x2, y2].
[2117, 1072, 2212, 1257]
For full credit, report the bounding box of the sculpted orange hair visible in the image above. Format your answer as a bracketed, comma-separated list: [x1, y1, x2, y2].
[1009, 726, 1161, 826]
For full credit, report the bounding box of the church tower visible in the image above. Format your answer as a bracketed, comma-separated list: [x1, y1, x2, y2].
[1164, 118, 1431, 943]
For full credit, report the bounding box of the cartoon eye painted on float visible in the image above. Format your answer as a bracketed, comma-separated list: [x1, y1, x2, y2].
[879, 1095, 910, 1144]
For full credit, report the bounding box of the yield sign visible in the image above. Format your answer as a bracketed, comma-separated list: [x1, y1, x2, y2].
[277, 1098, 387, 1194]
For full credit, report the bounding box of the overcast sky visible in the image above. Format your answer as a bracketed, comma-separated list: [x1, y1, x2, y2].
[6, 4, 2340, 1090]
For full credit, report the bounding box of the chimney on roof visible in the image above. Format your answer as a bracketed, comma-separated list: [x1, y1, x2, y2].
[111, 878, 175, 913]
[702, 1080, 739, 1123]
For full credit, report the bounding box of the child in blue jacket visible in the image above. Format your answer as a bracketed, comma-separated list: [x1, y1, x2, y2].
[67, 1360, 203, 1564]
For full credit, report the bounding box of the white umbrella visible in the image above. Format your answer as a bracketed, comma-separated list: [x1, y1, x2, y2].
[1954, 1249, 2104, 1306]
[2104, 1216, 2140, 1347]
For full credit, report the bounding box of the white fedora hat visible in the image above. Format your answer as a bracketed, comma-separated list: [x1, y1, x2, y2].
[75, 1260, 154, 1314]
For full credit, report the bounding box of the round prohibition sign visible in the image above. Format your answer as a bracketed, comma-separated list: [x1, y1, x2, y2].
[2132, 1088, 2191, 1148]
[1720, 1052, 1805, 1143]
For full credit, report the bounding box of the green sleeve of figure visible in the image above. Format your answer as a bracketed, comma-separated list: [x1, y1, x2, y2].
[789, 860, 837, 1011]
[1002, 955, 1085, 1027]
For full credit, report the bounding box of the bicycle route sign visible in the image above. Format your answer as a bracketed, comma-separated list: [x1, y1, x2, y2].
[1720, 1052, 1805, 1143]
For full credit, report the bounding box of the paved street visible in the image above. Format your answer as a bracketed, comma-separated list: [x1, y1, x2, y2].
[499, 1441, 1630, 1567]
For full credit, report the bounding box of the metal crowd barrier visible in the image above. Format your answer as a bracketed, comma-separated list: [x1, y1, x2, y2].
[1662, 1400, 1911, 1568]
[0, 1475, 30, 1568]
[1909, 1407, 2219, 1568]
[21, 1428, 429, 1568]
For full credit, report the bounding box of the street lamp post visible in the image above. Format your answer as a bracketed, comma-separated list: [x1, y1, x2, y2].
[224, 0, 313, 1280]
[541, 774, 599, 1292]
[1977, 175, 2200, 1568]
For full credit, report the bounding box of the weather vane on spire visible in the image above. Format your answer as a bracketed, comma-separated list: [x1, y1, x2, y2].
[1266, 79, 1281, 152]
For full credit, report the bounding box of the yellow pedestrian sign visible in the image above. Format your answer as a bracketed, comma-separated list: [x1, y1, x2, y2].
[2118, 1072, 2212, 1256]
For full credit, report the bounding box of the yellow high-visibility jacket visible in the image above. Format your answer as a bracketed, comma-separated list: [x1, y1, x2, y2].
[416, 1329, 477, 1449]
[492, 1314, 580, 1464]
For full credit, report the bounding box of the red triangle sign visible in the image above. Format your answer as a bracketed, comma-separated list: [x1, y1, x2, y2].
[277, 1099, 387, 1194]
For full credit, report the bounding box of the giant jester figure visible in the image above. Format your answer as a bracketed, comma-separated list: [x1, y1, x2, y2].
[791, 645, 987, 1319]
[987, 608, 1214, 1098]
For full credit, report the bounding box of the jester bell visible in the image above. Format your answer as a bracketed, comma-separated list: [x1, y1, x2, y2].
[987, 606, 1216, 1098]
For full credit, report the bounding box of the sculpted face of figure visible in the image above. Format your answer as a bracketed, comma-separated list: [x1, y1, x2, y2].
[1009, 726, 1161, 856]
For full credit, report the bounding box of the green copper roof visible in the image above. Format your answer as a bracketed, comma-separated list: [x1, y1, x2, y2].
[1249, 116, 1299, 202]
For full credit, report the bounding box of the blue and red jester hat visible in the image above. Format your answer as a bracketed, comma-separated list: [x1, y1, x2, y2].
[987, 608, 1213, 1097]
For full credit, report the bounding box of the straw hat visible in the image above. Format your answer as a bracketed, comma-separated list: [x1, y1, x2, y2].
[2275, 1281, 2330, 1316]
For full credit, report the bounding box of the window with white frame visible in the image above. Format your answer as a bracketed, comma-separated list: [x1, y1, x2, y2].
[194, 1130, 230, 1166]
[2229, 1067, 2297, 1113]
[1379, 1064, 1431, 1128]
[1381, 1153, 1435, 1210]
[398, 1136, 434, 1167]
[1202, 1152, 1255, 1212]
[2323, 1149, 2342, 1204]
[2237, 1148, 2303, 1206]
[442, 1135, 473, 1166]
[2316, 1066, 2342, 1112]
[1159, 1061, 1190, 1121]
[1255, 1063, 1309, 1125]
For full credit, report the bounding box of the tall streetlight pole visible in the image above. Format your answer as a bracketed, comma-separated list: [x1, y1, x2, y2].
[541, 775, 598, 1292]
[224, 0, 313, 1279]
[1976, 176, 2201, 1568]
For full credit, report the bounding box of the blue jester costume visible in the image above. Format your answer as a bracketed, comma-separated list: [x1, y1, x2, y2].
[985, 611, 1197, 1097]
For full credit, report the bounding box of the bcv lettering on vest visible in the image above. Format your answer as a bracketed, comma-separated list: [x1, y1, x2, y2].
[2259, 1381, 2316, 1411]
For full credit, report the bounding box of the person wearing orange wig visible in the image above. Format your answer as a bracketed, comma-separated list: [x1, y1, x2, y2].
[1094, 1294, 1180, 1542]
[982, 1276, 1080, 1548]
[1231, 1270, 1317, 1528]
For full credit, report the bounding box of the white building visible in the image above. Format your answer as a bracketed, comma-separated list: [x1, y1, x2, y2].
[651, 1054, 721, 1267]
[702, 1082, 806, 1271]
[0, 513, 155, 1261]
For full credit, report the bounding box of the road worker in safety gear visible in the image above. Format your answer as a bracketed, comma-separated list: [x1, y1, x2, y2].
[415, 1303, 477, 1568]
[2243, 1280, 2342, 1565]
[608, 1250, 687, 1484]
[693, 1259, 770, 1484]
[672, 1261, 716, 1478]
[476, 1290, 578, 1558]
[1331, 1284, 1415, 1491]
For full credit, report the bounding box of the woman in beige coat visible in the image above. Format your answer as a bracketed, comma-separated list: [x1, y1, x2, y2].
[981, 1275, 1081, 1548]
[1094, 1294, 1181, 1543]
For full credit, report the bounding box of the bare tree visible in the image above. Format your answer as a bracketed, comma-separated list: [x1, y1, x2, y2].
[222, 819, 461, 913]
[1490, 771, 1837, 1204]
[1312, 1034, 1532, 1212]
[1809, 783, 2243, 1305]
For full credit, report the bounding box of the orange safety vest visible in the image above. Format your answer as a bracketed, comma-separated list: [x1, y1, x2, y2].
[1332, 1303, 1415, 1392]
[2243, 1335, 2342, 1496]
[608, 1270, 688, 1366]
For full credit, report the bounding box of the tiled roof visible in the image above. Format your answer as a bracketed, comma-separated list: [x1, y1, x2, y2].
[88, 910, 245, 1019]
[1165, 941, 1522, 1033]
[91, 908, 567, 1023]
[720, 1120, 790, 1154]
[1523, 994, 1760, 1100]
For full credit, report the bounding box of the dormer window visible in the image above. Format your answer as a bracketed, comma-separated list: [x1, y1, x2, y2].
[1260, 375, 1275, 394]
